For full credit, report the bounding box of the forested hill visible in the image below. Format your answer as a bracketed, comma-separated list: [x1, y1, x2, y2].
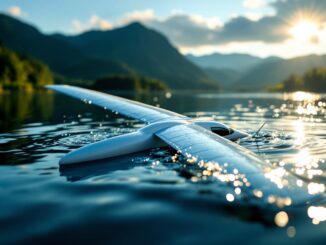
[0, 44, 53, 91]
[232, 54, 326, 91]
[270, 67, 326, 92]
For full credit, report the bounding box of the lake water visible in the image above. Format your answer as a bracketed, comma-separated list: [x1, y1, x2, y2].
[0, 91, 325, 244]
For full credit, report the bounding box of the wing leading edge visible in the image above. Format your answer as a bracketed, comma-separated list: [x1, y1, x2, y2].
[47, 85, 187, 123]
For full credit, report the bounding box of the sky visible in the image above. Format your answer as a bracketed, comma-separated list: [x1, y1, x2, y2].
[1, 0, 326, 58]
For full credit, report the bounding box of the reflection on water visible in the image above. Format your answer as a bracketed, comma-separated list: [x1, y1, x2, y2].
[0, 91, 326, 244]
[0, 91, 54, 132]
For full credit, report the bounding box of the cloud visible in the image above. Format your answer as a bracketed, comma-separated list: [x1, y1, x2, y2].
[70, 0, 326, 50]
[146, 14, 223, 46]
[89, 15, 112, 30]
[182, 14, 223, 30]
[180, 38, 326, 58]
[141, 12, 286, 46]
[243, 0, 266, 9]
[72, 15, 112, 33]
[272, 0, 326, 22]
[8, 6, 22, 17]
[139, 0, 326, 47]
[217, 16, 288, 43]
[119, 9, 155, 25]
[233, 12, 264, 21]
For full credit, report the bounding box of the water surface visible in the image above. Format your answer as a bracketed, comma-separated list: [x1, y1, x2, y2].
[0, 91, 325, 244]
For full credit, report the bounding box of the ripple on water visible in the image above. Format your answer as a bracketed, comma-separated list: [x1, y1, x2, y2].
[57, 127, 135, 147]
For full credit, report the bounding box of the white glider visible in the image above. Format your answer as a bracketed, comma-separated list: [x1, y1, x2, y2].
[48, 85, 322, 205]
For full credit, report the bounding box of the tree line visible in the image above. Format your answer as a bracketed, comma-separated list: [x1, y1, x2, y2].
[270, 67, 326, 92]
[0, 43, 53, 91]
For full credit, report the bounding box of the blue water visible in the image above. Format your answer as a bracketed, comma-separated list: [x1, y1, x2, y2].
[0, 91, 325, 244]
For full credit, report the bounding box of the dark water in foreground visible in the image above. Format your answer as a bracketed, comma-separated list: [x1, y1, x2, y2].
[0, 91, 326, 244]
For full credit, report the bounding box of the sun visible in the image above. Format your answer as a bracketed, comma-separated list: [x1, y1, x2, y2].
[289, 19, 319, 41]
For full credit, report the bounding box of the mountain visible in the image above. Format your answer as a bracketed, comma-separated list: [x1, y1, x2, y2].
[63, 58, 134, 80]
[203, 68, 242, 87]
[0, 14, 217, 90]
[91, 75, 168, 92]
[187, 53, 269, 72]
[187, 53, 282, 88]
[233, 54, 326, 91]
[0, 14, 85, 73]
[55, 22, 217, 89]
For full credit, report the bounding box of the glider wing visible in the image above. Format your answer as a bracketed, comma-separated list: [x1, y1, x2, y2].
[156, 124, 315, 205]
[47, 85, 187, 123]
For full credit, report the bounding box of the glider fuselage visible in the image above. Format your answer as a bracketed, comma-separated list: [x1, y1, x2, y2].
[59, 119, 248, 165]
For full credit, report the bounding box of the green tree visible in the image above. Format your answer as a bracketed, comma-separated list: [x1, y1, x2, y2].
[0, 44, 53, 90]
[270, 67, 326, 92]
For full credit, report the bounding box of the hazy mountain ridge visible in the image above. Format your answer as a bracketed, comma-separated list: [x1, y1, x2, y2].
[187, 53, 282, 72]
[187, 53, 283, 88]
[203, 68, 242, 87]
[233, 54, 326, 91]
[0, 14, 218, 90]
[188, 51, 326, 91]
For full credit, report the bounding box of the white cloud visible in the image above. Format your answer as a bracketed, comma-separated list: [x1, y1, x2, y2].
[119, 9, 155, 25]
[243, 0, 266, 9]
[72, 15, 113, 33]
[244, 12, 264, 21]
[187, 14, 223, 29]
[8, 6, 22, 17]
[180, 34, 326, 59]
[89, 15, 112, 30]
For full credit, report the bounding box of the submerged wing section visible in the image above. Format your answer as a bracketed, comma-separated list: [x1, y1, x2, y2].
[156, 124, 316, 205]
[47, 85, 187, 123]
